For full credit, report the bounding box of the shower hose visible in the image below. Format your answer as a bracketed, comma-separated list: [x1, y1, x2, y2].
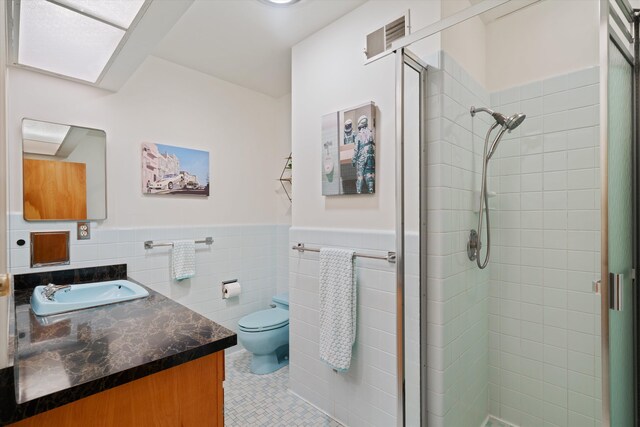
[475, 122, 499, 270]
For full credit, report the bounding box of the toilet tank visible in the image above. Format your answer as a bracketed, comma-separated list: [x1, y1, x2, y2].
[272, 293, 289, 310]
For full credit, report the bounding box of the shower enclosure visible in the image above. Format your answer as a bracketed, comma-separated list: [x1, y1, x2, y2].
[384, 0, 639, 426]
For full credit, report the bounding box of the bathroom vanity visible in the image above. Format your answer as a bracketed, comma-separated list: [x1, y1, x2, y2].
[0, 265, 236, 426]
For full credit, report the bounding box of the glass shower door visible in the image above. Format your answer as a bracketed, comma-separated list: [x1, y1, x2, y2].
[606, 37, 635, 427]
[397, 47, 429, 427]
[403, 58, 421, 427]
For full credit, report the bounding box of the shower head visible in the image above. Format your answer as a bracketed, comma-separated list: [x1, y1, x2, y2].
[485, 114, 526, 160]
[470, 107, 527, 161]
[505, 113, 526, 131]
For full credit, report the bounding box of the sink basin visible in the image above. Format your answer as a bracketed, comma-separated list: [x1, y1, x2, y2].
[31, 280, 149, 316]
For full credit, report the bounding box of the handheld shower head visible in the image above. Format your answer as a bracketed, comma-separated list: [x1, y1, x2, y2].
[471, 108, 527, 160]
[486, 114, 526, 160]
[505, 113, 526, 130]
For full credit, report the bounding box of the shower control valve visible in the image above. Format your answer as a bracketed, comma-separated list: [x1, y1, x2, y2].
[467, 229, 481, 261]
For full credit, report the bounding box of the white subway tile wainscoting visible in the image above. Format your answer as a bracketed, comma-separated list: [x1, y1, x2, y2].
[289, 227, 397, 427]
[8, 213, 289, 338]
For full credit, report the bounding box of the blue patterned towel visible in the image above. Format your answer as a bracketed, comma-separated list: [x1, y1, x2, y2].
[172, 240, 195, 281]
[319, 248, 356, 371]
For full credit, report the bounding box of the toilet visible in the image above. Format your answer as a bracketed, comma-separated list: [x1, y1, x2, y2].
[237, 293, 289, 374]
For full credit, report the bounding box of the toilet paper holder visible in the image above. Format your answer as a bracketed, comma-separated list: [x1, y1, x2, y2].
[221, 279, 239, 299]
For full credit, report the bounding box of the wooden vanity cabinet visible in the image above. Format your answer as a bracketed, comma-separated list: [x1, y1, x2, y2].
[9, 352, 225, 427]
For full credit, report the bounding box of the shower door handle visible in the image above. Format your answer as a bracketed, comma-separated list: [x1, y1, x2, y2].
[609, 273, 623, 311]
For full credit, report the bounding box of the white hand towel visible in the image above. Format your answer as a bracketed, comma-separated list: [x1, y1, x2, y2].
[319, 247, 356, 372]
[172, 240, 196, 281]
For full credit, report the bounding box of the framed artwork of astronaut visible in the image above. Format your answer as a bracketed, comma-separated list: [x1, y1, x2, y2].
[321, 102, 376, 196]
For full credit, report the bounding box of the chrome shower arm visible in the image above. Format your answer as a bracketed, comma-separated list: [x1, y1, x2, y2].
[470, 106, 495, 117]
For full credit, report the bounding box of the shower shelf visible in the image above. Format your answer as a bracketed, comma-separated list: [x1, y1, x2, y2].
[278, 153, 292, 202]
[473, 190, 496, 212]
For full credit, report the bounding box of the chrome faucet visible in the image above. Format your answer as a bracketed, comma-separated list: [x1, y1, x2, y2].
[42, 283, 71, 300]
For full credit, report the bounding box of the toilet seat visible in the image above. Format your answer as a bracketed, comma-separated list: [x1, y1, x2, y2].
[238, 308, 289, 332]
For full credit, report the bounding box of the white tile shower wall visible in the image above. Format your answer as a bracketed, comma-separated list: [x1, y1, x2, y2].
[424, 52, 492, 427]
[288, 227, 397, 427]
[8, 213, 289, 339]
[488, 67, 601, 427]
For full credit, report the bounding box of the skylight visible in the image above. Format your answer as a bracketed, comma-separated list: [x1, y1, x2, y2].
[53, 0, 145, 28]
[14, 0, 146, 83]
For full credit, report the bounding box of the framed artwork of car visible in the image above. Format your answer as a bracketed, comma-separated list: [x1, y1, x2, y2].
[141, 143, 210, 196]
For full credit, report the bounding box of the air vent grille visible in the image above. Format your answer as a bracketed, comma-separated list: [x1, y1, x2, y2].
[385, 16, 406, 48]
[365, 12, 409, 60]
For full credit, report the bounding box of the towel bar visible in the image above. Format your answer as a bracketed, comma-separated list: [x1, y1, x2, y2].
[291, 243, 396, 263]
[144, 237, 213, 249]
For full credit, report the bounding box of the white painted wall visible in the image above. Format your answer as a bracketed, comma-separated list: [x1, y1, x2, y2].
[7, 56, 291, 227]
[275, 94, 293, 224]
[291, 0, 442, 231]
[440, 0, 599, 92]
[485, 0, 599, 92]
[441, 0, 486, 87]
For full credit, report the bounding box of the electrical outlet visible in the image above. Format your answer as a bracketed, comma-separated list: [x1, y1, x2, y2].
[77, 222, 90, 240]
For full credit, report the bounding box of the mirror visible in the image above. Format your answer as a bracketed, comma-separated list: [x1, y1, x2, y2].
[22, 119, 106, 221]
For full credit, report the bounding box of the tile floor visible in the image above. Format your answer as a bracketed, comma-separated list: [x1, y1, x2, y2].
[225, 351, 343, 427]
[224, 351, 516, 427]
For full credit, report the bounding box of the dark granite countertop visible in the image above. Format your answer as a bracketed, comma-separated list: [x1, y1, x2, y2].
[0, 264, 236, 425]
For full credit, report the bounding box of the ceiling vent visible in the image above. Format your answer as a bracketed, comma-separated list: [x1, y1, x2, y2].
[365, 12, 410, 61]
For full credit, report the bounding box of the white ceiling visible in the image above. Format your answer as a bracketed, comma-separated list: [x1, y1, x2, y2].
[468, 0, 541, 24]
[152, 0, 367, 98]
